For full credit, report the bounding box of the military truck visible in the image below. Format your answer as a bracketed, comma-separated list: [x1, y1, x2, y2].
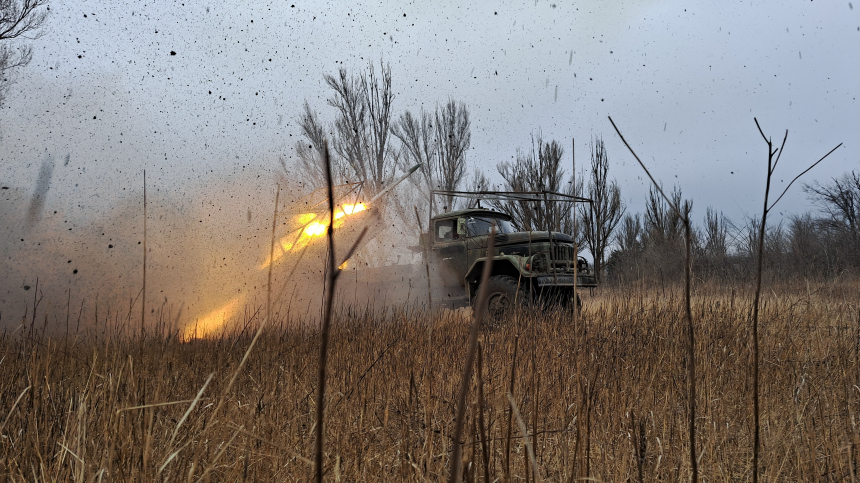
[421, 190, 597, 321]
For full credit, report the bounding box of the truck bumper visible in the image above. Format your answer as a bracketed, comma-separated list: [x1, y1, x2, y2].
[535, 274, 597, 288]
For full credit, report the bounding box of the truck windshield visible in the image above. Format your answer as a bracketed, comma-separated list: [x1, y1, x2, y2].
[465, 216, 515, 236]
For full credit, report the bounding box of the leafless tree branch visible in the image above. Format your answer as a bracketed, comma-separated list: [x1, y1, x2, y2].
[608, 116, 682, 219]
[768, 142, 843, 212]
[0, 0, 49, 105]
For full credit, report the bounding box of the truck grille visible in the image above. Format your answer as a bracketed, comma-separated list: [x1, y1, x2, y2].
[553, 244, 576, 271]
[533, 244, 580, 273]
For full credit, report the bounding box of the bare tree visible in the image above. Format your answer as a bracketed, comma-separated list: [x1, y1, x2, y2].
[392, 100, 471, 216]
[786, 213, 825, 274]
[578, 136, 625, 281]
[433, 99, 470, 211]
[295, 102, 338, 189]
[616, 213, 643, 255]
[392, 108, 437, 212]
[605, 171, 859, 284]
[494, 134, 581, 238]
[702, 207, 730, 260]
[297, 61, 397, 195]
[605, 213, 643, 282]
[0, 0, 50, 106]
[742, 216, 787, 271]
[804, 171, 860, 266]
[609, 115, 699, 482]
[643, 185, 684, 247]
[697, 207, 732, 280]
[360, 63, 396, 193]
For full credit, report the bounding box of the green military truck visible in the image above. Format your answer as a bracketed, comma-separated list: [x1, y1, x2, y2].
[421, 190, 597, 321]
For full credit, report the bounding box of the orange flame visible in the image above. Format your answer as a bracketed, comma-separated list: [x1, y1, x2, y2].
[260, 202, 366, 269]
[182, 296, 242, 340]
[186, 202, 367, 339]
[336, 203, 366, 218]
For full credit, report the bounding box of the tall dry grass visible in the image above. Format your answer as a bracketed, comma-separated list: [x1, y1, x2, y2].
[1, 281, 858, 481]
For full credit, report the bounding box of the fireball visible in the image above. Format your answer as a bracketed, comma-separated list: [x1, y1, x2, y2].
[260, 202, 366, 269]
[184, 202, 367, 339]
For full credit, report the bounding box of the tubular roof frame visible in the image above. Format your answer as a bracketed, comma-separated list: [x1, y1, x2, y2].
[431, 189, 593, 205]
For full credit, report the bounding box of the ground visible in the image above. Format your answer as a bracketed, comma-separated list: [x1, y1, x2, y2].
[1, 281, 858, 480]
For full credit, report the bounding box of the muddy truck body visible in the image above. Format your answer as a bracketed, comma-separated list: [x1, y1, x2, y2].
[421, 192, 596, 319]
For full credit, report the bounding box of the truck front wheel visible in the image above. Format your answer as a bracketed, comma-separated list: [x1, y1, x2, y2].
[474, 275, 526, 327]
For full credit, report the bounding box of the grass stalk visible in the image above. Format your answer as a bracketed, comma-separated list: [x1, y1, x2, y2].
[449, 225, 497, 483]
[477, 342, 491, 482]
[750, 117, 840, 482]
[267, 185, 280, 327]
[609, 115, 698, 481]
[508, 393, 542, 483]
[314, 140, 338, 482]
[141, 170, 146, 340]
[313, 141, 368, 482]
[505, 335, 519, 482]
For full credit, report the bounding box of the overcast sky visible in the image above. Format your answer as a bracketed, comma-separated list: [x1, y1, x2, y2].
[1, 0, 858, 226]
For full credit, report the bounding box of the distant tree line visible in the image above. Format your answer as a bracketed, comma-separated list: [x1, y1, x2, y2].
[606, 171, 860, 284]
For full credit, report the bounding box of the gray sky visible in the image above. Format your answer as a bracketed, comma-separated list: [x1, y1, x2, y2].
[2, 0, 858, 226]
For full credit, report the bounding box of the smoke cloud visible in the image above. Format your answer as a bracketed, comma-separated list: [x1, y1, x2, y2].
[1, 163, 427, 335]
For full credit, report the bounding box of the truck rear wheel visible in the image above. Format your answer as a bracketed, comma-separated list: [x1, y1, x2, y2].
[474, 275, 526, 327]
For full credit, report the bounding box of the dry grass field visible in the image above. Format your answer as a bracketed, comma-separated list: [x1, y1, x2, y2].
[1, 281, 858, 481]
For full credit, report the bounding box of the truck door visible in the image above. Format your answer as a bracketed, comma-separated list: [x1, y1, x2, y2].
[431, 218, 467, 285]
[464, 216, 494, 271]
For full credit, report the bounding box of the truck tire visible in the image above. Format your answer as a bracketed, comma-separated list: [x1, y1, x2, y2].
[474, 275, 526, 327]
